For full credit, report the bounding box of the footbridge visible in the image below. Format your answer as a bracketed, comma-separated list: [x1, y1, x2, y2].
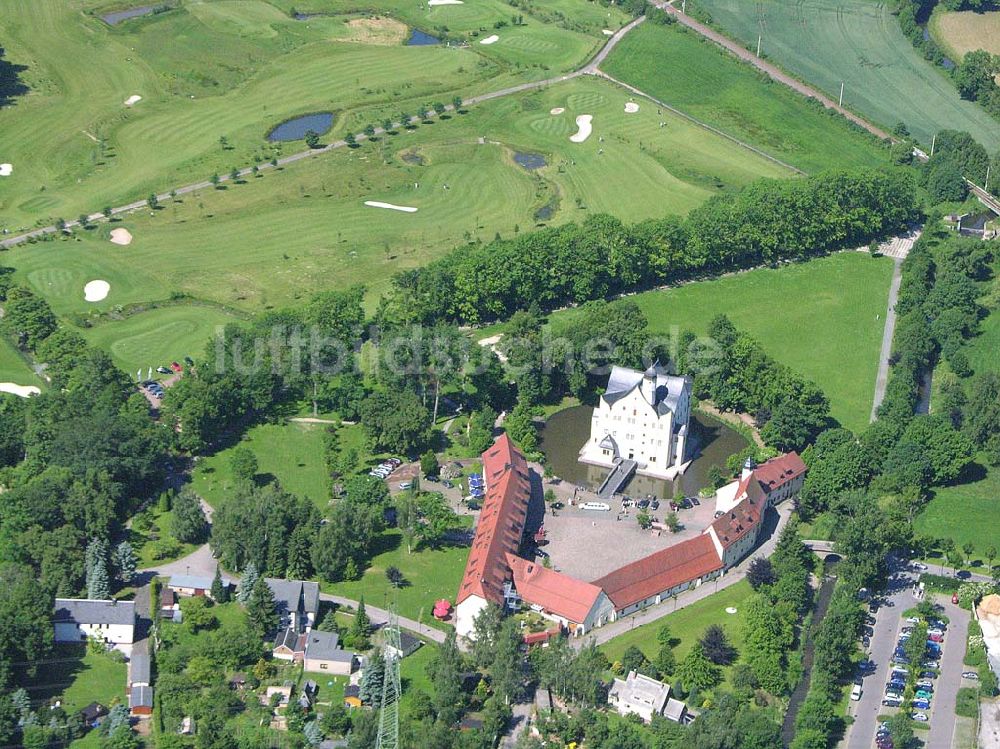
[803, 539, 841, 558]
[597, 459, 637, 499]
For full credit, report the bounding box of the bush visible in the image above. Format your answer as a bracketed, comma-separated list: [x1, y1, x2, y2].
[955, 686, 979, 718]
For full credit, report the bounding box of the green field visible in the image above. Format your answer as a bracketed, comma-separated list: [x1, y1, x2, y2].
[0, 335, 43, 387]
[16, 645, 126, 715]
[130, 505, 201, 568]
[691, 0, 1000, 151]
[323, 528, 471, 628]
[82, 305, 243, 375]
[603, 22, 890, 174]
[6, 76, 791, 314]
[600, 580, 753, 686]
[192, 421, 332, 509]
[0, 0, 627, 229]
[549, 252, 893, 433]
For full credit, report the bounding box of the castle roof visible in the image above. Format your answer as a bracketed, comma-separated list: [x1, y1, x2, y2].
[602, 364, 688, 416]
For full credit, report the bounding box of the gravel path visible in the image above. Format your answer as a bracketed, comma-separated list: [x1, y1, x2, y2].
[870, 258, 904, 421]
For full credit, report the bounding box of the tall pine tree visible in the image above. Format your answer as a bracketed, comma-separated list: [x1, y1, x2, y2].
[359, 649, 385, 706]
[237, 561, 259, 604]
[112, 541, 136, 586]
[246, 577, 278, 634]
[85, 538, 111, 599]
[210, 566, 228, 602]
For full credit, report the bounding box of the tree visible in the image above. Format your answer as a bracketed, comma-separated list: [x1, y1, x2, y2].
[229, 447, 258, 484]
[452, 95, 463, 111]
[304, 129, 321, 149]
[360, 648, 385, 706]
[432, 630, 464, 723]
[747, 557, 776, 589]
[2, 288, 57, 350]
[621, 645, 650, 676]
[421, 449, 440, 478]
[147, 193, 158, 210]
[954, 50, 1000, 102]
[385, 566, 404, 588]
[987, 544, 997, 572]
[382, 118, 393, 133]
[927, 161, 968, 202]
[674, 642, 720, 697]
[663, 511, 680, 533]
[636, 510, 652, 530]
[210, 173, 220, 188]
[246, 576, 278, 634]
[210, 566, 229, 602]
[102, 206, 113, 219]
[344, 132, 356, 147]
[963, 541, 976, 565]
[360, 389, 430, 454]
[229, 167, 240, 182]
[112, 541, 136, 585]
[78, 213, 90, 227]
[181, 596, 218, 633]
[471, 603, 503, 667]
[172, 488, 208, 543]
[700, 624, 737, 665]
[237, 561, 258, 604]
[352, 597, 371, 641]
[86, 538, 111, 599]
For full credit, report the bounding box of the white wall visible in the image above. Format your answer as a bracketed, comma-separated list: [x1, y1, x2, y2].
[55, 621, 134, 645]
[304, 657, 352, 675]
[456, 596, 489, 640]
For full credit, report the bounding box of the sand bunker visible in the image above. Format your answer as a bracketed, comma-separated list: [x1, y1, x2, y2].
[624, 102, 639, 113]
[603, 29, 614, 35]
[0, 383, 40, 398]
[569, 114, 593, 143]
[549, 107, 565, 115]
[364, 201, 418, 213]
[124, 95, 142, 107]
[84, 280, 111, 302]
[0, 164, 11, 177]
[428, 0, 463, 5]
[109, 228, 133, 246]
[480, 34, 499, 45]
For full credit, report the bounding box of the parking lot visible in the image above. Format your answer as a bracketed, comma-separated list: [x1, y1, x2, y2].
[847, 559, 973, 748]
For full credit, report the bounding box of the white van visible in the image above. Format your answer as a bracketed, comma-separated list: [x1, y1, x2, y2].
[850, 684, 863, 701]
[580, 501, 610, 511]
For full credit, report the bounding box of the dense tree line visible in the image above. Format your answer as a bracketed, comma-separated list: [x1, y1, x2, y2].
[389, 169, 917, 325]
[920, 130, 993, 202]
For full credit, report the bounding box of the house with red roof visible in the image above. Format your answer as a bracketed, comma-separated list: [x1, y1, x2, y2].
[506, 553, 614, 635]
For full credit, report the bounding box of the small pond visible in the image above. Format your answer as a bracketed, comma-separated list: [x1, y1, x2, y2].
[102, 5, 155, 25]
[266, 112, 334, 142]
[407, 29, 441, 45]
[538, 405, 748, 499]
[514, 151, 547, 170]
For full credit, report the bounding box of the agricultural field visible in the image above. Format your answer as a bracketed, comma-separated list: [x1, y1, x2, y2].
[191, 421, 333, 510]
[691, 0, 1000, 150]
[929, 9, 1000, 60]
[603, 22, 891, 174]
[0, 0, 622, 229]
[549, 252, 893, 434]
[4, 76, 791, 315]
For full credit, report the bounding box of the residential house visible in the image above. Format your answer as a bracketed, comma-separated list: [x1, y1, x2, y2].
[608, 671, 674, 723]
[506, 553, 614, 635]
[272, 627, 306, 662]
[265, 578, 320, 632]
[160, 588, 178, 618]
[386, 631, 422, 660]
[579, 363, 692, 479]
[303, 630, 355, 675]
[167, 574, 232, 600]
[54, 599, 135, 648]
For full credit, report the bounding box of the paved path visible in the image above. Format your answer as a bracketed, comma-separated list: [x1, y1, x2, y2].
[653, 1, 892, 141]
[871, 257, 904, 422]
[576, 503, 793, 648]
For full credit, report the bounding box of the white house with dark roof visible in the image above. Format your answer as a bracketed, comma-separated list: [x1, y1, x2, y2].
[265, 578, 320, 632]
[580, 363, 691, 480]
[53, 599, 135, 649]
[608, 670, 677, 723]
[303, 630, 355, 675]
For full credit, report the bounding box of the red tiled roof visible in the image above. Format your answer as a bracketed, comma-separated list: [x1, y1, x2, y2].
[456, 434, 530, 606]
[592, 535, 723, 610]
[506, 553, 605, 625]
[753, 452, 807, 491]
[709, 488, 764, 549]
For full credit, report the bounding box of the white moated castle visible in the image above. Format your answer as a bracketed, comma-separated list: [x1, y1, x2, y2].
[579, 362, 692, 481]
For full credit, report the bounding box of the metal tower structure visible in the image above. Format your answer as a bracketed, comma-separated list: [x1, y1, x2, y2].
[375, 606, 402, 749]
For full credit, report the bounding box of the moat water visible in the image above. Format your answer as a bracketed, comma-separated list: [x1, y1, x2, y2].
[537, 405, 748, 499]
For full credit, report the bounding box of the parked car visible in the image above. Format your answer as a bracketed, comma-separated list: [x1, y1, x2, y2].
[650, 500, 660, 510]
[919, 671, 936, 680]
[637, 499, 650, 509]
[714, 510, 724, 518]
[911, 562, 928, 571]
[170, 361, 183, 372]
[398, 481, 413, 490]
[915, 689, 932, 700]
[442, 480, 454, 489]
[882, 697, 902, 707]
[911, 712, 928, 722]
[923, 660, 939, 669]
[850, 684, 862, 701]
[915, 681, 934, 691]
[690, 496, 700, 506]
[156, 366, 171, 374]
[912, 700, 930, 711]
[893, 656, 910, 665]
[962, 671, 980, 680]
[905, 616, 920, 624]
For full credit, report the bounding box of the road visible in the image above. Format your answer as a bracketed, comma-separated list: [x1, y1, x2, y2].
[927, 596, 971, 749]
[0, 18, 643, 251]
[576, 503, 793, 648]
[871, 258, 904, 422]
[651, 0, 891, 141]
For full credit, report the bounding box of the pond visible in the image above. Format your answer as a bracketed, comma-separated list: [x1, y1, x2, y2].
[537, 405, 748, 499]
[407, 29, 441, 45]
[266, 112, 334, 142]
[102, 5, 155, 25]
[513, 152, 547, 170]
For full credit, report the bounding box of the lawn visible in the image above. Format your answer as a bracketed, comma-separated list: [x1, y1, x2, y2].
[600, 579, 753, 684]
[549, 252, 894, 434]
[602, 22, 891, 174]
[323, 529, 470, 628]
[0, 0, 628, 229]
[191, 421, 332, 510]
[691, 0, 1000, 151]
[5, 76, 791, 315]
[130, 506, 201, 568]
[929, 9, 1000, 60]
[82, 304, 244, 375]
[16, 644, 126, 715]
[0, 335, 43, 387]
